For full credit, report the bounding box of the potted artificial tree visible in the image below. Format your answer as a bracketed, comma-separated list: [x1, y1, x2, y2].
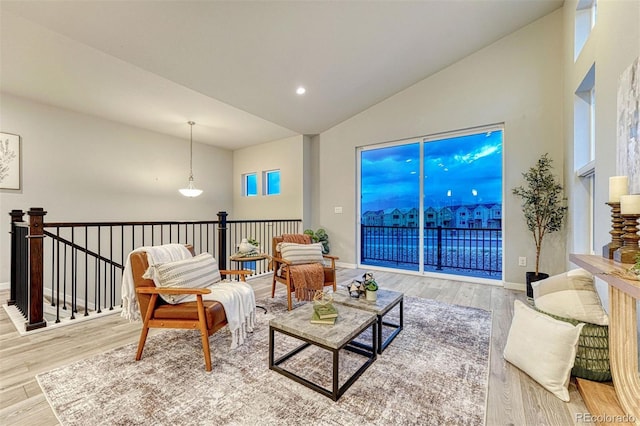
[512, 153, 568, 298]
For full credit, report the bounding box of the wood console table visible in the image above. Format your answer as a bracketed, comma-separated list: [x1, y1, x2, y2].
[570, 254, 639, 425]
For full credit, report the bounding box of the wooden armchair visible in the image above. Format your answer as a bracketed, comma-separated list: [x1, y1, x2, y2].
[270, 234, 338, 310]
[129, 248, 250, 371]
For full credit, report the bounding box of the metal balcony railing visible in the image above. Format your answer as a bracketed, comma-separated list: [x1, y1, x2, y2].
[361, 225, 502, 277]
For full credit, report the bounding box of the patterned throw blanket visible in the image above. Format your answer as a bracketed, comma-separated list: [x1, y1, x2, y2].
[121, 244, 192, 322]
[282, 234, 324, 302]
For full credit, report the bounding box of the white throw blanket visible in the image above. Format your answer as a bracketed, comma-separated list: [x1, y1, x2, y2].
[182, 281, 256, 349]
[121, 244, 255, 349]
[121, 244, 192, 322]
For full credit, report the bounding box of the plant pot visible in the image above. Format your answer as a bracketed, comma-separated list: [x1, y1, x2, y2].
[525, 272, 549, 299]
[365, 290, 377, 301]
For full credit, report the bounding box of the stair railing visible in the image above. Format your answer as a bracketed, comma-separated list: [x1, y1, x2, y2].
[7, 208, 301, 331]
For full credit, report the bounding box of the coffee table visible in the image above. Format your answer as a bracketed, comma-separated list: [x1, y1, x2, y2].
[269, 303, 377, 401]
[331, 288, 404, 354]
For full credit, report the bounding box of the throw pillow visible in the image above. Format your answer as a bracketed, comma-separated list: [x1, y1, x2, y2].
[503, 300, 584, 402]
[279, 242, 324, 265]
[153, 253, 221, 304]
[533, 269, 608, 326]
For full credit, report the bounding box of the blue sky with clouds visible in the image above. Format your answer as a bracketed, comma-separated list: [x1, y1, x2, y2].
[361, 130, 503, 213]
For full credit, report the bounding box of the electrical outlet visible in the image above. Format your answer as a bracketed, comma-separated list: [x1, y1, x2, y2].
[334, 206, 343, 214]
[518, 256, 527, 267]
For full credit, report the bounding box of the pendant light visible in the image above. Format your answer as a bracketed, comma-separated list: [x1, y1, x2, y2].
[179, 121, 203, 197]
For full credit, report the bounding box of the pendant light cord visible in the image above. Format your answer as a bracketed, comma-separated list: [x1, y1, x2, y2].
[188, 121, 195, 179]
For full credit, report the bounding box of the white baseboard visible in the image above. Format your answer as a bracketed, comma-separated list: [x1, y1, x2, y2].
[504, 281, 526, 292]
[0, 282, 9, 291]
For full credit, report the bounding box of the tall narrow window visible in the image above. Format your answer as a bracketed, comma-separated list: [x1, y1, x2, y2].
[575, 0, 597, 60]
[264, 170, 281, 195]
[574, 64, 596, 253]
[243, 173, 258, 197]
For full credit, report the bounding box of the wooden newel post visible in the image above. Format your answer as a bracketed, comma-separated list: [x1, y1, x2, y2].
[8, 209, 25, 306]
[26, 207, 47, 331]
[217, 211, 228, 278]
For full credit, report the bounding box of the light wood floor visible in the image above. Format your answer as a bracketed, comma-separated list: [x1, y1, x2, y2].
[0, 268, 588, 425]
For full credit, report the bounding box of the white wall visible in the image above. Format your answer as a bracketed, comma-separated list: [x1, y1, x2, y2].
[0, 94, 233, 283]
[562, 0, 640, 318]
[232, 134, 305, 220]
[317, 10, 565, 284]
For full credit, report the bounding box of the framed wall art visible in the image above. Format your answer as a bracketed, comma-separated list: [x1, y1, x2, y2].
[0, 132, 21, 190]
[617, 57, 640, 194]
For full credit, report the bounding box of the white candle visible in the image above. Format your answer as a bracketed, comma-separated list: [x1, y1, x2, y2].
[609, 176, 629, 203]
[620, 194, 640, 214]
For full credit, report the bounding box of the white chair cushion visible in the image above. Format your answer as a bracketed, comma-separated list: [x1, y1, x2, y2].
[153, 253, 221, 304]
[279, 242, 324, 265]
[503, 300, 584, 402]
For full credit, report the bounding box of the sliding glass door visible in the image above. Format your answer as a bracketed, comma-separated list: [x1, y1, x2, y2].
[359, 126, 503, 279]
[360, 141, 421, 271]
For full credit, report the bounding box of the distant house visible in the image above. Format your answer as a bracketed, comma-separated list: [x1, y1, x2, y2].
[383, 208, 404, 227]
[471, 205, 489, 228]
[424, 207, 438, 228]
[455, 206, 470, 227]
[439, 207, 453, 227]
[404, 208, 419, 227]
[362, 210, 384, 226]
[488, 204, 502, 229]
[361, 203, 502, 229]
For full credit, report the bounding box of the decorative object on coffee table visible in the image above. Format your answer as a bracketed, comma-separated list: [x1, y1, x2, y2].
[332, 287, 404, 354]
[363, 271, 378, 301]
[311, 291, 338, 324]
[347, 279, 366, 298]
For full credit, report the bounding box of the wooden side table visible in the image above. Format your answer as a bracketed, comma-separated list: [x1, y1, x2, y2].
[229, 253, 269, 313]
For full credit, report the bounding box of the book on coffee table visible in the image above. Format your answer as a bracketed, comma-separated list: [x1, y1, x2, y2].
[310, 310, 337, 325]
[314, 303, 338, 319]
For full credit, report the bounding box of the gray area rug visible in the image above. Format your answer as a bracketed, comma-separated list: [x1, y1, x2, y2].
[37, 295, 491, 425]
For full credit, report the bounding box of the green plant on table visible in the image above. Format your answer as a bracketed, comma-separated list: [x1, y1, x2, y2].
[362, 271, 378, 291]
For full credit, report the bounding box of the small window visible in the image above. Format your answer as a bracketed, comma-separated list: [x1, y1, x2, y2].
[263, 170, 280, 196]
[243, 173, 257, 197]
[575, 0, 597, 60]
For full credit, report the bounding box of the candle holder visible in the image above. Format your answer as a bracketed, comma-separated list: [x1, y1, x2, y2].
[603, 202, 624, 259]
[613, 213, 640, 264]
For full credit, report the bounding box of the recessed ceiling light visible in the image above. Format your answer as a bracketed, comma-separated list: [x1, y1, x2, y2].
[296, 86, 306, 95]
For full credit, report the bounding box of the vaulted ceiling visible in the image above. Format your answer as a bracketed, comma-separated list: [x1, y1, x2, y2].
[0, 1, 563, 149]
